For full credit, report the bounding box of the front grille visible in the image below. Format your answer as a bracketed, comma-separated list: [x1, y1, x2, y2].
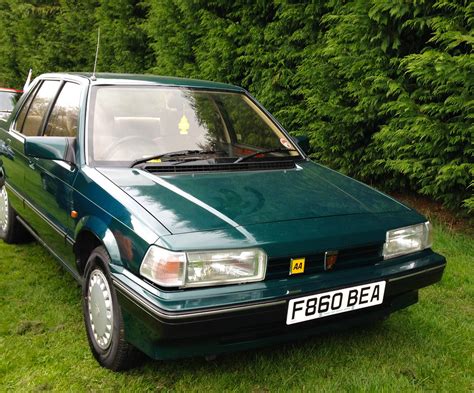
[266, 244, 383, 280]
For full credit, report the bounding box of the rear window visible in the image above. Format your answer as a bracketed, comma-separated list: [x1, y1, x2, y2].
[21, 81, 60, 136]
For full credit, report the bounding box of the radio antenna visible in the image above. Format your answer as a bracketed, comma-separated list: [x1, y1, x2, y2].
[91, 27, 100, 81]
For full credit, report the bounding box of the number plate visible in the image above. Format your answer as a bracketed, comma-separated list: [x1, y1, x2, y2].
[286, 281, 386, 325]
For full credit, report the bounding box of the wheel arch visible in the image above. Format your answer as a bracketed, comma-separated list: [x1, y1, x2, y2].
[74, 215, 123, 276]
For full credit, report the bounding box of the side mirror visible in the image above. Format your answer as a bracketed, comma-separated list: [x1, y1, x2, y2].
[24, 137, 76, 164]
[292, 135, 310, 155]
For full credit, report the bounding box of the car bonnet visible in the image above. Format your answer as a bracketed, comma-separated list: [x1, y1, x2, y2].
[97, 161, 409, 235]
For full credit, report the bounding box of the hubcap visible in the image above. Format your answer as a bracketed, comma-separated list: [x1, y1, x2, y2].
[0, 186, 9, 233]
[88, 269, 114, 350]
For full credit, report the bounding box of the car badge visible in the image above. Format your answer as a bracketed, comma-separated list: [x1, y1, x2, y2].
[324, 251, 338, 271]
[290, 258, 305, 275]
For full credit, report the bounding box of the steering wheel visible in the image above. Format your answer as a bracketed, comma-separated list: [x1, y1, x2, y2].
[102, 136, 159, 161]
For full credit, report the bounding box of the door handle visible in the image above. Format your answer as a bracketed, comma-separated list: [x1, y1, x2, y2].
[28, 157, 38, 169]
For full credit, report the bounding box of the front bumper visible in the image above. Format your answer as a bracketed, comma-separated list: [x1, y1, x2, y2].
[112, 250, 446, 360]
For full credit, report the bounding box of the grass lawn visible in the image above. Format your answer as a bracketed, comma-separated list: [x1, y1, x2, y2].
[0, 223, 473, 392]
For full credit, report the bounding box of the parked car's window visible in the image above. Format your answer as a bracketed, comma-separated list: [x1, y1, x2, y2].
[44, 82, 81, 137]
[0, 91, 20, 112]
[21, 80, 60, 136]
[0, 91, 21, 121]
[88, 86, 298, 164]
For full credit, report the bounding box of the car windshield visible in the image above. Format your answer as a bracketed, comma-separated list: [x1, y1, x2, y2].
[0, 91, 20, 112]
[88, 86, 299, 166]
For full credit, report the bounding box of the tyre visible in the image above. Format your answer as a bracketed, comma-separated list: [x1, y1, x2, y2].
[0, 184, 31, 244]
[82, 245, 140, 370]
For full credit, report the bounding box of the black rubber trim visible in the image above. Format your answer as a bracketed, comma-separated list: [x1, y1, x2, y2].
[113, 279, 285, 321]
[113, 262, 446, 324]
[387, 265, 444, 282]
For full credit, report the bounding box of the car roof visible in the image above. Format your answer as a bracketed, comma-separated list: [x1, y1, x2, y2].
[39, 72, 244, 92]
[0, 87, 22, 93]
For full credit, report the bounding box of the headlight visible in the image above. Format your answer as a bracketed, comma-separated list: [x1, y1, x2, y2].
[186, 249, 267, 287]
[140, 246, 267, 288]
[383, 222, 432, 259]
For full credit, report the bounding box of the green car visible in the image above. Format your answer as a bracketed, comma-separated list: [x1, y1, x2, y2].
[0, 73, 446, 370]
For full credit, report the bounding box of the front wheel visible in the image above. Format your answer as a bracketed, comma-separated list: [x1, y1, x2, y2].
[0, 184, 31, 244]
[82, 246, 140, 370]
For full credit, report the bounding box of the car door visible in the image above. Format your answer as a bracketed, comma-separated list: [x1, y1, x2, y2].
[24, 81, 83, 270]
[0, 80, 60, 220]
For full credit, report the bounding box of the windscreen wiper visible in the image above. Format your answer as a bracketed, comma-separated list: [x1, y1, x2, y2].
[130, 150, 223, 168]
[233, 148, 297, 164]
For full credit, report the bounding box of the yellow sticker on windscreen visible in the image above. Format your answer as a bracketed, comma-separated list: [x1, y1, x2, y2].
[179, 115, 190, 134]
[290, 258, 305, 275]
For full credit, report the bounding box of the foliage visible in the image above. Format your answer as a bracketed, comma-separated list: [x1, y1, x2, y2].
[371, 0, 473, 209]
[0, 0, 471, 210]
[0, 1, 61, 86]
[95, 0, 152, 73]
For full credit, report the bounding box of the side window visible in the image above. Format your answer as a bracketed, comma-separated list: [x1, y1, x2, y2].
[21, 81, 60, 136]
[45, 83, 81, 137]
[15, 83, 40, 132]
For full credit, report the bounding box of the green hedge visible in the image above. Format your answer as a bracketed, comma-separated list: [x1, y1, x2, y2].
[0, 0, 472, 211]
